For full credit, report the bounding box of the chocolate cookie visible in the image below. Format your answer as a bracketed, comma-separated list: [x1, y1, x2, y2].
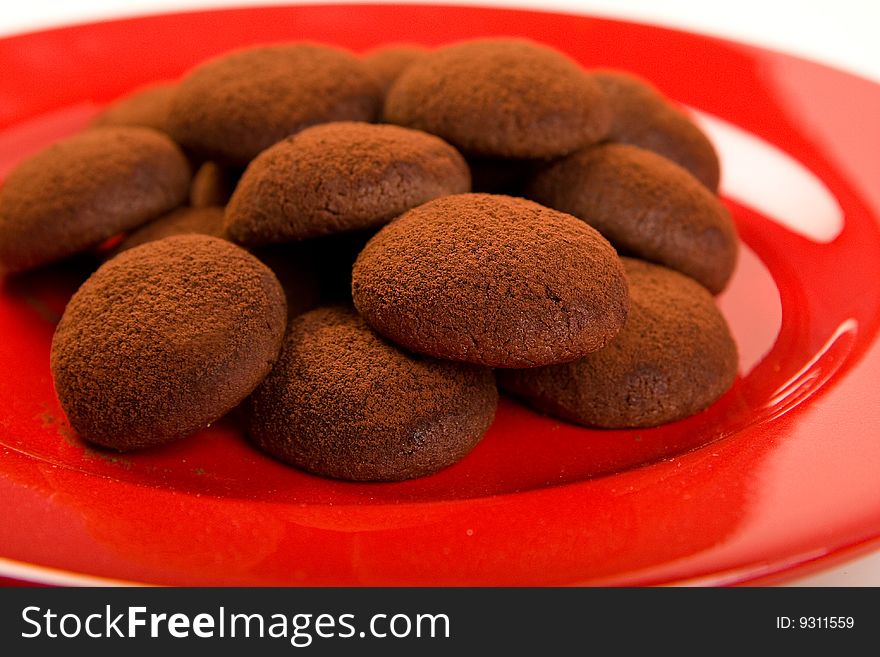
[499, 258, 738, 428]
[0, 127, 191, 274]
[115, 206, 226, 253]
[245, 306, 497, 481]
[352, 193, 629, 368]
[594, 70, 720, 191]
[384, 38, 611, 158]
[167, 44, 382, 166]
[225, 121, 470, 246]
[526, 143, 737, 294]
[91, 82, 176, 133]
[50, 235, 287, 450]
[189, 162, 241, 208]
[362, 44, 428, 98]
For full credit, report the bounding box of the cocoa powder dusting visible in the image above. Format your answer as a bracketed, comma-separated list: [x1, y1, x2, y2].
[245, 306, 497, 481]
[225, 121, 470, 246]
[593, 70, 721, 192]
[0, 127, 191, 274]
[50, 235, 287, 450]
[499, 257, 738, 427]
[526, 143, 738, 294]
[384, 38, 611, 158]
[167, 44, 383, 166]
[352, 193, 630, 368]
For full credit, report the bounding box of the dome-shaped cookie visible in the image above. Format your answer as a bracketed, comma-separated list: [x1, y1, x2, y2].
[167, 44, 382, 166]
[352, 193, 629, 368]
[245, 306, 497, 481]
[593, 70, 720, 191]
[51, 235, 287, 450]
[362, 44, 428, 98]
[115, 206, 225, 253]
[384, 38, 611, 158]
[0, 127, 191, 274]
[225, 121, 470, 246]
[499, 258, 738, 428]
[526, 143, 737, 294]
[91, 82, 176, 134]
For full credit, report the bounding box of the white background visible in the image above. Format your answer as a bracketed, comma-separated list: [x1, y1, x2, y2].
[2, 0, 879, 586]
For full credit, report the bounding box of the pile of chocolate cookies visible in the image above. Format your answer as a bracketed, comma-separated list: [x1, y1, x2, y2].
[0, 38, 739, 482]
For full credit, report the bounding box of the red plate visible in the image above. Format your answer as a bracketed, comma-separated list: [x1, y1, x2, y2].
[1, 4, 879, 586]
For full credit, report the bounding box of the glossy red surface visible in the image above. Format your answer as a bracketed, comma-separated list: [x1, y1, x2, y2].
[1, 4, 879, 586]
